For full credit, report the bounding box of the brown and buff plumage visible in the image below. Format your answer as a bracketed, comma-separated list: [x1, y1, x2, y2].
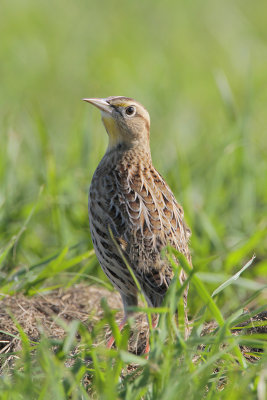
[84, 96, 191, 347]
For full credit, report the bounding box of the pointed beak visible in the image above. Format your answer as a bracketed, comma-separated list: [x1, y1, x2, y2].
[82, 98, 112, 114]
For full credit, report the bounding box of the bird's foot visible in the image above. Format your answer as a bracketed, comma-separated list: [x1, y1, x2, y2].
[106, 318, 127, 349]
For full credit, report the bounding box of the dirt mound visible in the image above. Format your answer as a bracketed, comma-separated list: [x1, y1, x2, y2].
[0, 284, 148, 371]
[0, 284, 266, 372]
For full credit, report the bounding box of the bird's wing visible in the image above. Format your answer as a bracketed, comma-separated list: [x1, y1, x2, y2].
[107, 164, 191, 306]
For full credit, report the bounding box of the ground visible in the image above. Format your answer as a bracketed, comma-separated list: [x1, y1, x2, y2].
[0, 284, 149, 372]
[1, 284, 266, 374]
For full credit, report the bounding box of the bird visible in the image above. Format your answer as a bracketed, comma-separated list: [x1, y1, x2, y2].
[84, 96, 191, 351]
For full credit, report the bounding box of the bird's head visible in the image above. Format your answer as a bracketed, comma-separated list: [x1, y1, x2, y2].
[83, 96, 150, 152]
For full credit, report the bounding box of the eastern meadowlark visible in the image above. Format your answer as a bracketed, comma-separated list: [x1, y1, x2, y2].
[84, 96, 191, 350]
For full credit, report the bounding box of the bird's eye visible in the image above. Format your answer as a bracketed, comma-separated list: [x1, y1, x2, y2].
[125, 106, 136, 116]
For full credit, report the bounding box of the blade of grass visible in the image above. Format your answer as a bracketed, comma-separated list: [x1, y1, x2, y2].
[0, 186, 44, 268]
[167, 247, 247, 368]
[108, 226, 153, 343]
[212, 254, 256, 297]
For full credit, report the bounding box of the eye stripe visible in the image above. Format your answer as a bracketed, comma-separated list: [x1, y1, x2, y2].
[116, 108, 123, 116]
[110, 104, 123, 116]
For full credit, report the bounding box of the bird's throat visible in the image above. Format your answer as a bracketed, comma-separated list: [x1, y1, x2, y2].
[101, 114, 121, 150]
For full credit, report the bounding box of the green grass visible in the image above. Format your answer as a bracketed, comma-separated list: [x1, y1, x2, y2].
[0, 0, 267, 398]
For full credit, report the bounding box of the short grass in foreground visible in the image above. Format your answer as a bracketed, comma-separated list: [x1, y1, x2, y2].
[0, 249, 266, 400]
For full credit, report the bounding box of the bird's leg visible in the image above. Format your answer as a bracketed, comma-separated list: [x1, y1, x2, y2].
[183, 285, 190, 340]
[106, 315, 128, 349]
[144, 313, 159, 354]
[179, 269, 190, 340]
[106, 293, 137, 349]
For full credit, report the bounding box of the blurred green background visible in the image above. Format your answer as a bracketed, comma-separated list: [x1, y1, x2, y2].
[0, 0, 266, 312]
